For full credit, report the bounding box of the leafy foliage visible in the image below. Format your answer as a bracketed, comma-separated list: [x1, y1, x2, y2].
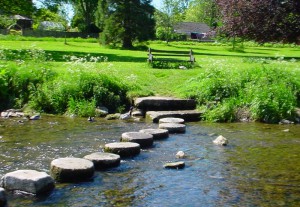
[154, 0, 189, 42]
[181, 62, 300, 123]
[216, 0, 300, 44]
[185, 0, 219, 27]
[96, 0, 155, 48]
[0, 0, 34, 16]
[0, 15, 16, 29]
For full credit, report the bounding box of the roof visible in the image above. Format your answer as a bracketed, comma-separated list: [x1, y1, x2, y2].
[174, 22, 210, 34]
[12, 15, 32, 21]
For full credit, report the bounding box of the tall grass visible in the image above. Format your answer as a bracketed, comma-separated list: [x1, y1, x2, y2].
[180, 58, 300, 123]
[0, 49, 132, 116]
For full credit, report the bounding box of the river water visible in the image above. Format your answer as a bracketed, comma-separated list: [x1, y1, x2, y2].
[0, 115, 299, 206]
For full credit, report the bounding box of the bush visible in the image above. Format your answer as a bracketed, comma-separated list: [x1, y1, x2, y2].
[181, 64, 300, 123]
[150, 61, 195, 69]
[0, 50, 132, 116]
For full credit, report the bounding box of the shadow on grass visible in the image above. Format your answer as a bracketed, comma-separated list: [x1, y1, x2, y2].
[192, 51, 300, 60]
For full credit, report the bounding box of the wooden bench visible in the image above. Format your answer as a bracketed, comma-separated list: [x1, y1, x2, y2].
[147, 48, 195, 64]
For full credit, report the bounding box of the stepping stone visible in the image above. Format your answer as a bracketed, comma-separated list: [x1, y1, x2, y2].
[104, 142, 140, 157]
[84, 152, 121, 170]
[139, 128, 169, 140]
[50, 158, 95, 182]
[146, 110, 202, 123]
[164, 161, 185, 169]
[121, 132, 153, 148]
[0, 170, 54, 195]
[159, 117, 185, 124]
[0, 188, 7, 206]
[159, 123, 186, 134]
[135, 96, 196, 111]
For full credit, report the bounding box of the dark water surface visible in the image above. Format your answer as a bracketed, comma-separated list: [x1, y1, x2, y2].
[0, 116, 300, 206]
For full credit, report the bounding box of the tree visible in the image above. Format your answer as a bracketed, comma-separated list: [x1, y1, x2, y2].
[70, 0, 99, 33]
[96, 0, 155, 48]
[216, 0, 300, 44]
[185, 0, 218, 27]
[33, 8, 68, 29]
[0, 0, 34, 17]
[0, 15, 16, 29]
[154, 0, 190, 42]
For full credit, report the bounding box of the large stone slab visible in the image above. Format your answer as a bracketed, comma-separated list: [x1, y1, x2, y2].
[0, 170, 54, 195]
[134, 96, 196, 111]
[146, 110, 202, 123]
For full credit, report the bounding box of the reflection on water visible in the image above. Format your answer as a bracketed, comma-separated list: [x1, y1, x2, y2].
[0, 116, 300, 206]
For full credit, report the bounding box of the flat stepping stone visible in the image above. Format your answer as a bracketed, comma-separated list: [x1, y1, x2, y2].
[104, 142, 140, 157]
[159, 117, 185, 124]
[159, 123, 186, 133]
[164, 161, 185, 169]
[135, 96, 196, 111]
[121, 132, 153, 148]
[0, 188, 7, 206]
[139, 128, 169, 140]
[146, 110, 202, 123]
[50, 158, 94, 182]
[0, 170, 54, 195]
[84, 152, 120, 170]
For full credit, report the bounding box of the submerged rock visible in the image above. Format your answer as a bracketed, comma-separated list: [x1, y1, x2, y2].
[279, 119, 294, 125]
[105, 113, 121, 120]
[0, 188, 6, 207]
[95, 107, 109, 117]
[176, 151, 186, 159]
[164, 161, 185, 169]
[213, 135, 228, 146]
[0, 170, 54, 195]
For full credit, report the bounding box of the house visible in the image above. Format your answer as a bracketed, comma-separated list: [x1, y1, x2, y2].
[174, 22, 212, 41]
[12, 15, 33, 30]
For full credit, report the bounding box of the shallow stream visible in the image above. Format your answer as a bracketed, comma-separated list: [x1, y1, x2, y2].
[0, 115, 300, 206]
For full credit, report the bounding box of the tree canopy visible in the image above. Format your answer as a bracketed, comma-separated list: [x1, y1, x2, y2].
[185, 0, 218, 27]
[0, 0, 34, 17]
[216, 0, 300, 43]
[96, 0, 155, 48]
[154, 0, 190, 41]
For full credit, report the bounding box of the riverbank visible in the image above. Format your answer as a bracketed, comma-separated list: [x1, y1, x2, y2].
[0, 38, 299, 123]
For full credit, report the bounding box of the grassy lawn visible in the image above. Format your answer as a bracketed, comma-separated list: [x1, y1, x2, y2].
[1, 39, 298, 96]
[0, 37, 299, 122]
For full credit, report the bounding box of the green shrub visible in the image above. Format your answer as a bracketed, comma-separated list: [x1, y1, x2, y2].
[67, 98, 96, 117]
[181, 64, 300, 123]
[0, 61, 56, 111]
[29, 68, 129, 115]
[150, 61, 195, 69]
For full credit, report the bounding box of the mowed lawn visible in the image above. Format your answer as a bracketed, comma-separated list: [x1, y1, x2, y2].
[1, 39, 299, 97]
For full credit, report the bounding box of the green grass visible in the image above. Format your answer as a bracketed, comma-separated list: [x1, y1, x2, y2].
[0, 37, 299, 122]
